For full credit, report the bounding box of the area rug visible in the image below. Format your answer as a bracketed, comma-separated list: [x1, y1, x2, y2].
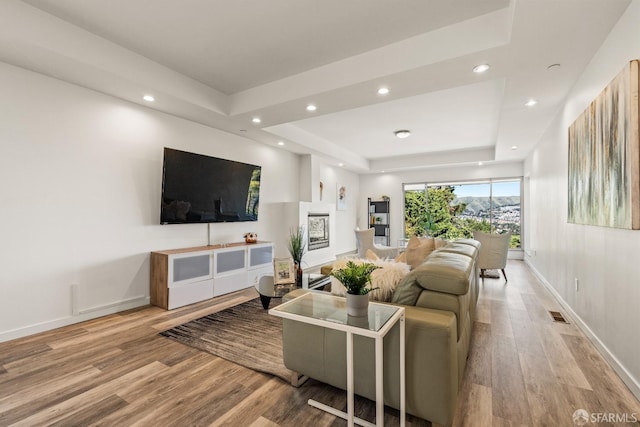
[159, 298, 294, 383]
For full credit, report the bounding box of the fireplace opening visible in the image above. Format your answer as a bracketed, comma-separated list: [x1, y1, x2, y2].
[308, 213, 330, 250]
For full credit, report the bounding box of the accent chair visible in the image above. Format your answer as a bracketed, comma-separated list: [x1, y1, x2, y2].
[472, 230, 511, 281]
[354, 227, 398, 259]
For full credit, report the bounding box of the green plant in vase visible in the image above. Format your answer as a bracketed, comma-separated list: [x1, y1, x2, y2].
[331, 261, 380, 316]
[287, 226, 306, 285]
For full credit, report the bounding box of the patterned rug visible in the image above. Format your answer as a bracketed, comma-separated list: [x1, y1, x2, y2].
[159, 298, 294, 383]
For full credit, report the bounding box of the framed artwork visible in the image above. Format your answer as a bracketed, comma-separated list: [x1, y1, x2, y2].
[274, 257, 295, 284]
[337, 183, 347, 211]
[568, 59, 640, 229]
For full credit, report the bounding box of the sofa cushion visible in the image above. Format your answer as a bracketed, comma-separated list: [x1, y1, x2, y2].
[413, 252, 473, 295]
[437, 242, 477, 259]
[391, 271, 424, 305]
[405, 236, 435, 269]
[453, 238, 481, 249]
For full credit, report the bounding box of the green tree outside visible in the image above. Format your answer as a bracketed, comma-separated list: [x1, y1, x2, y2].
[404, 185, 520, 247]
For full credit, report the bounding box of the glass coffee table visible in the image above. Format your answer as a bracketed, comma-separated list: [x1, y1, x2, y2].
[255, 273, 331, 309]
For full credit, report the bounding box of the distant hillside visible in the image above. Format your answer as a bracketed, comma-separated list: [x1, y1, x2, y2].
[452, 196, 520, 215]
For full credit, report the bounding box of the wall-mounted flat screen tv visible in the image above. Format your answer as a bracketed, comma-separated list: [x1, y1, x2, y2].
[160, 148, 261, 224]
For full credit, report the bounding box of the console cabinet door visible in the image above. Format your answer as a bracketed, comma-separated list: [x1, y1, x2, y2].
[168, 250, 213, 286]
[213, 247, 247, 277]
[248, 243, 273, 269]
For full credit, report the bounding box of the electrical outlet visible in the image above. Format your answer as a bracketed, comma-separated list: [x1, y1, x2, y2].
[574, 278, 579, 292]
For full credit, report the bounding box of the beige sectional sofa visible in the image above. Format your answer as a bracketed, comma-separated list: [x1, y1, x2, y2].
[281, 239, 480, 426]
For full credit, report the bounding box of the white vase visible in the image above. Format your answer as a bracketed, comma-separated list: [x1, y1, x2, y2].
[346, 293, 369, 317]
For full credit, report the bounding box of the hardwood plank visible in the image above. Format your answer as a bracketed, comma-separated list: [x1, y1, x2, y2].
[90, 355, 225, 426]
[250, 417, 280, 427]
[509, 308, 545, 357]
[0, 365, 101, 412]
[491, 333, 531, 424]
[452, 383, 492, 427]
[49, 394, 128, 427]
[536, 323, 592, 390]
[14, 361, 168, 426]
[463, 321, 492, 387]
[474, 300, 491, 323]
[563, 334, 640, 415]
[490, 300, 514, 337]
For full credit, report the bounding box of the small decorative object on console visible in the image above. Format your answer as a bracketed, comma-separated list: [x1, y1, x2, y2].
[243, 232, 257, 243]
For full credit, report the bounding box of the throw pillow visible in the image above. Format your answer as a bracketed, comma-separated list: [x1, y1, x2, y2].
[434, 238, 447, 249]
[405, 236, 435, 269]
[365, 249, 379, 261]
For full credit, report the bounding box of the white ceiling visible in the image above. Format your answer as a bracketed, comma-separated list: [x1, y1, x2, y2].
[3, 0, 633, 172]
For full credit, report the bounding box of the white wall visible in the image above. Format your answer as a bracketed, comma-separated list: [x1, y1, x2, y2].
[0, 61, 300, 341]
[358, 162, 524, 246]
[524, 0, 640, 396]
[315, 159, 360, 255]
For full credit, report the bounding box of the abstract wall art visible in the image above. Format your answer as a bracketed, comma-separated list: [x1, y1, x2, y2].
[568, 60, 640, 229]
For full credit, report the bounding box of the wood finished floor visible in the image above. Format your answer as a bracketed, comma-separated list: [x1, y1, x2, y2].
[1, 261, 638, 426]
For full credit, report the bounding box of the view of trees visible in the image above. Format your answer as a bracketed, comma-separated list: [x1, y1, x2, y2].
[404, 185, 521, 248]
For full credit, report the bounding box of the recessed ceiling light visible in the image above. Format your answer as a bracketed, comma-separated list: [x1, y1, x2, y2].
[306, 104, 317, 112]
[511, 145, 519, 150]
[395, 130, 411, 139]
[473, 64, 490, 73]
[478, 161, 484, 166]
[252, 117, 261, 124]
[143, 94, 155, 102]
[338, 163, 344, 167]
[377, 87, 389, 95]
[277, 141, 285, 146]
[525, 99, 537, 107]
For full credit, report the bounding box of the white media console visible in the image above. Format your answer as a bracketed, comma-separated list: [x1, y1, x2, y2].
[150, 241, 273, 309]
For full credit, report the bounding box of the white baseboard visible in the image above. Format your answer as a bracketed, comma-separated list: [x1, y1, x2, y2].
[524, 259, 640, 400]
[0, 296, 150, 343]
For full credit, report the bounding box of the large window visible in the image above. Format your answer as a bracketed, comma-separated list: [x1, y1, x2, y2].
[403, 178, 522, 248]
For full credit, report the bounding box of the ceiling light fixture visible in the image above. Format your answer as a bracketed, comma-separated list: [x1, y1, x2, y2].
[252, 117, 261, 124]
[478, 161, 484, 166]
[525, 99, 537, 107]
[277, 141, 285, 146]
[395, 130, 411, 139]
[306, 104, 317, 112]
[473, 64, 490, 73]
[143, 94, 155, 102]
[338, 163, 344, 167]
[511, 145, 519, 150]
[377, 87, 389, 95]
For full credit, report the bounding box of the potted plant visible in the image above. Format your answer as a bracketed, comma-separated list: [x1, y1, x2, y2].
[287, 226, 306, 285]
[331, 261, 380, 316]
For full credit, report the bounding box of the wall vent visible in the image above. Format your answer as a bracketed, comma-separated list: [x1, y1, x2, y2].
[549, 310, 569, 323]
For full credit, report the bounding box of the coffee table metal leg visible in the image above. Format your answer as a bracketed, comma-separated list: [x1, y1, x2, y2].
[259, 294, 271, 309]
